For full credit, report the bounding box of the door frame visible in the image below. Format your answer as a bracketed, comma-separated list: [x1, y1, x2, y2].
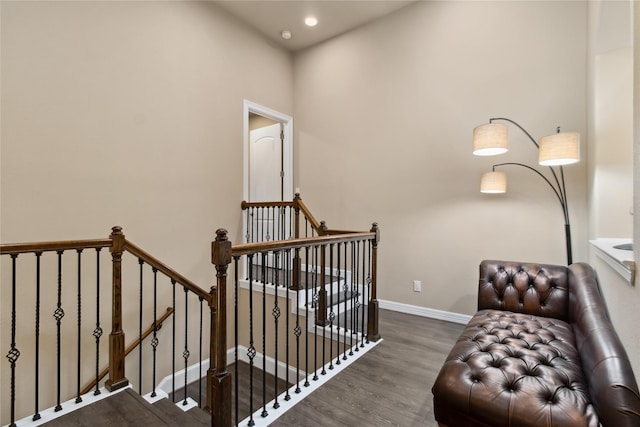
[243, 100, 293, 202]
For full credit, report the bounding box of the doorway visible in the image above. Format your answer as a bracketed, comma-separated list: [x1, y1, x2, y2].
[243, 100, 293, 203]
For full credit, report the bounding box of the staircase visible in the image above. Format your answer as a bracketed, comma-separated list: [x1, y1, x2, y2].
[40, 389, 209, 427]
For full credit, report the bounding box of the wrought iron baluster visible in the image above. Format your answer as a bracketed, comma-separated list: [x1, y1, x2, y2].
[363, 240, 373, 344]
[320, 244, 327, 376]
[363, 240, 370, 346]
[138, 258, 144, 394]
[34, 252, 42, 420]
[93, 248, 103, 396]
[354, 241, 361, 353]
[261, 252, 268, 418]
[245, 208, 252, 243]
[272, 251, 281, 407]
[198, 296, 203, 408]
[288, 206, 293, 239]
[293, 249, 301, 394]
[234, 256, 240, 425]
[54, 250, 65, 412]
[76, 249, 84, 403]
[343, 242, 348, 361]
[150, 268, 159, 398]
[247, 254, 256, 427]
[265, 207, 271, 242]
[7, 254, 20, 427]
[349, 242, 355, 356]
[260, 206, 265, 243]
[303, 246, 310, 387]
[328, 244, 335, 370]
[360, 240, 368, 347]
[335, 244, 342, 367]
[312, 246, 319, 381]
[171, 279, 176, 402]
[182, 287, 190, 406]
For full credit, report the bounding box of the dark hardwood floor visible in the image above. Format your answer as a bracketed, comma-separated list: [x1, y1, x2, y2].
[269, 309, 465, 427]
[40, 309, 464, 426]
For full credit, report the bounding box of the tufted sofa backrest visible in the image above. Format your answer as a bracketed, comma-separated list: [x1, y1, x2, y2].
[478, 260, 570, 321]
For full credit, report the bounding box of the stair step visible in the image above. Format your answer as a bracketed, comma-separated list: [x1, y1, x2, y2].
[40, 388, 209, 426]
[152, 397, 210, 426]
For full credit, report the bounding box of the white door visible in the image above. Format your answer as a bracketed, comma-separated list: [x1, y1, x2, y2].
[249, 123, 282, 202]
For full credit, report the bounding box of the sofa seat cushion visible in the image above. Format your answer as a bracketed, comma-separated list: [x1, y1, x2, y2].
[433, 309, 599, 427]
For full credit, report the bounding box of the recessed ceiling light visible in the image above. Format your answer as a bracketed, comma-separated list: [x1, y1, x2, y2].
[281, 30, 292, 40]
[304, 16, 318, 27]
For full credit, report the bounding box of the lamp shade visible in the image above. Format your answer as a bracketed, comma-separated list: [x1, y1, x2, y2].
[538, 132, 580, 166]
[480, 171, 506, 193]
[473, 123, 508, 156]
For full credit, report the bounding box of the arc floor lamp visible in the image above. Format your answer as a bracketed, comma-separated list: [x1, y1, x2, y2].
[473, 117, 580, 265]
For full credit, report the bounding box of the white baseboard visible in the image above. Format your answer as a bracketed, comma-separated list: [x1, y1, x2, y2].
[378, 299, 472, 325]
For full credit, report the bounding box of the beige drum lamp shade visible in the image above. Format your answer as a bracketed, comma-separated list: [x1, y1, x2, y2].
[473, 123, 508, 156]
[480, 171, 507, 193]
[538, 132, 580, 166]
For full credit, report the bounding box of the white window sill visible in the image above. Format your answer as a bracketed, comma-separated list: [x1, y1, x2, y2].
[589, 238, 636, 286]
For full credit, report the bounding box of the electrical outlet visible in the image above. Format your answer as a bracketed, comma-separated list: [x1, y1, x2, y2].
[413, 280, 422, 292]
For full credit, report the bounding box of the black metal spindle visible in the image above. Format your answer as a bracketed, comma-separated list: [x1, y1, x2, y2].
[354, 241, 361, 352]
[349, 243, 355, 356]
[8, 254, 20, 427]
[54, 250, 65, 412]
[335, 244, 342, 367]
[76, 249, 83, 403]
[272, 251, 281, 408]
[246, 208, 252, 243]
[34, 252, 42, 420]
[138, 258, 144, 394]
[265, 207, 271, 242]
[171, 279, 176, 402]
[320, 244, 327, 376]
[293, 249, 301, 393]
[183, 288, 190, 406]
[312, 246, 319, 381]
[261, 252, 268, 418]
[150, 268, 159, 398]
[93, 248, 103, 396]
[198, 296, 203, 408]
[365, 240, 372, 344]
[284, 250, 291, 400]
[260, 206, 265, 242]
[360, 240, 368, 348]
[343, 242, 349, 361]
[328, 244, 334, 370]
[234, 256, 240, 425]
[248, 254, 256, 427]
[303, 247, 310, 387]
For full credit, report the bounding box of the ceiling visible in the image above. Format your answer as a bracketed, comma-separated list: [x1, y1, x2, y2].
[214, 1, 417, 52]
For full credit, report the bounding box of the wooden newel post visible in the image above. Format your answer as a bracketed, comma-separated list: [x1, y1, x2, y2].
[367, 223, 381, 342]
[106, 226, 129, 391]
[209, 228, 232, 427]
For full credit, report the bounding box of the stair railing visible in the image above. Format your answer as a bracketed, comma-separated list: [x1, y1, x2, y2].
[1, 227, 217, 427]
[242, 193, 372, 292]
[213, 205, 380, 426]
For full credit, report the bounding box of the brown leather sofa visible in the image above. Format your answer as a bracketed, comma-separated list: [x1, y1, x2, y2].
[432, 260, 640, 426]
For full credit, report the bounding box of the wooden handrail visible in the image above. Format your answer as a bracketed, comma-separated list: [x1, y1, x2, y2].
[295, 197, 323, 233]
[79, 307, 174, 395]
[0, 239, 112, 255]
[124, 240, 211, 302]
[230, 232, 377, 257]
[241, 200, 294, 209]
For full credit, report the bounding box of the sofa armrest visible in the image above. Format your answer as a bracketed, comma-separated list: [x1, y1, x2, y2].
[569, 263, 640, 426]
[478, 260, 570, 321]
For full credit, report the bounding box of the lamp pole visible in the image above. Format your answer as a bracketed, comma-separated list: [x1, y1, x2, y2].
[490, 162, 572, 265]
[487, 118, 573, 265]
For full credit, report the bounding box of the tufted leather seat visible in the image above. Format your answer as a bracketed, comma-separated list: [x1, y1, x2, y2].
[432, 260, 640, 427]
